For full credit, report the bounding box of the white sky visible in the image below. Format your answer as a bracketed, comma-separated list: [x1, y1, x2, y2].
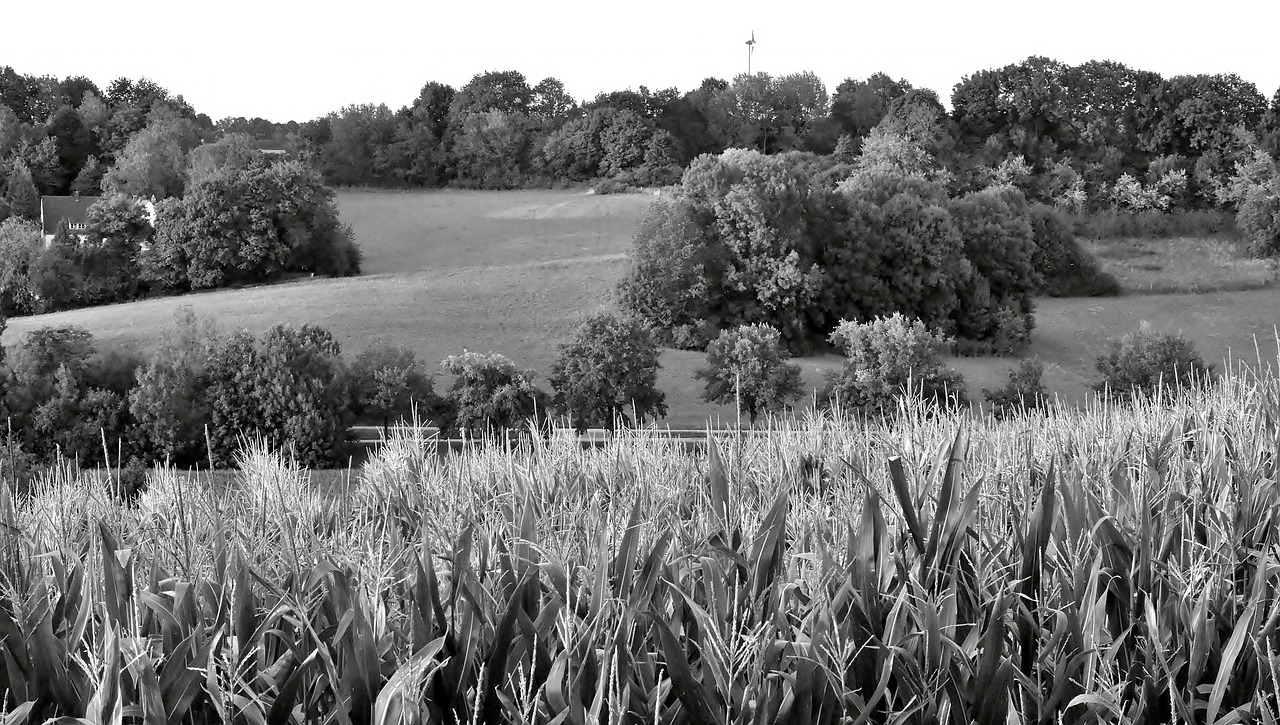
[6, 0, 1278, 123]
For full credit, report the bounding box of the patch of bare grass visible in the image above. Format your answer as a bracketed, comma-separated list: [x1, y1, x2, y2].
[1084, 235, 1278, 293]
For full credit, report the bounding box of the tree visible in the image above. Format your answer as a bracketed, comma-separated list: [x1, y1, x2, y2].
[28, 221, 85, 311]
[349, 346, 450, 435]
[449, 110, 529, 188]
[129, 307, 221, 467]
[71, 155, 105, 195]
[548, 314, 667, 432]
[531, 77, 575, 121]
[46, 105, 98, 194]
[4, 162, 39, 221]
[78, 193, 153, 304]
[205, 325, 352, 468]
[0, 217, 41, 315]
[29, 364, 129, 467]
[3, 326, 116, 460]
[100, 111, 201, 199]
[321, 103, 398, 186]
[185, 132, 263, 187]
[440, 351, 545, 437]
[616, 197, 716, 347]
[449, 71, 533, 117]
[947, 186, 1039, 354]
[679, 149, 826, 347]
[877, 89, 954, 157]
[833, 170, 970, 335]
[1261, 88, 1280, 159]
[696, 323, 803, 425]
[155, 156, 360, 290]
[829, 73, 912, 149]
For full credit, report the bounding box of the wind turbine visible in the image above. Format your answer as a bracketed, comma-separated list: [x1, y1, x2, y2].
[745, 31, 756, 76]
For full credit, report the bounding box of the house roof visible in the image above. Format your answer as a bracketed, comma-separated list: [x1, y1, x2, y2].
[40, 195, 100, 235]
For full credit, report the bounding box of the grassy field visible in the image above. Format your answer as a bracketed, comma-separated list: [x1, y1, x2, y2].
[3, 189, 1278, 425]
[1083, 235, 1278, 293]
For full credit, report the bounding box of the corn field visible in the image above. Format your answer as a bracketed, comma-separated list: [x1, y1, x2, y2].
[3, 368, 1280, 724]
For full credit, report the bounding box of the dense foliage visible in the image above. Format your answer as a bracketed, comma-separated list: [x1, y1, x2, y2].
[822, 313, 968, 413]
[981, 358, 1050, 419]
[439, 351, 546, 437]
[1093, 327, 1215, 401]
[695, 323, 804, 424]
[547, 313, 667, 431]
[620, 151, 1061, 353]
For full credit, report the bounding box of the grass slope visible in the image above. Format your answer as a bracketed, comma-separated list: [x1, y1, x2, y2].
[3, 189, 1278, 425]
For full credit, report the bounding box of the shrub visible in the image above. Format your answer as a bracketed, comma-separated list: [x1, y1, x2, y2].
[1028, 204, 1121, 297]
[982, 359, 1049, 419]
[695, 323, 804, 425]
[548, 314, 666, 432]
[822, 313, 967, 414]
[591, 178, 630, 195]
[349, 346, 451, 434]
[440, 351, 546, 437]
[107, 457, 148, 504]
[205, 325, 353, 468]
[1093, 328, 1214, 401]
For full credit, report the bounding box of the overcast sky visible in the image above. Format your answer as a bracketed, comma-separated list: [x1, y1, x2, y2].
[7, 0, 1278, 123]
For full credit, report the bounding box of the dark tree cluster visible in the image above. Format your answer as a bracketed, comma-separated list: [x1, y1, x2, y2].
[0, 71, 361, 317]
[0, 310, 670, 472]
[618, 148, 1110, 356]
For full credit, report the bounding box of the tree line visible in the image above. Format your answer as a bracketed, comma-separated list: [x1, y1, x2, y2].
[4, 60, 1278, 203]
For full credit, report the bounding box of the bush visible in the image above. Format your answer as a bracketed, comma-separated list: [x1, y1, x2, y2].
[1028, 204, 1121, 297]
[548, 314, 666, 432]
[349, 346, 451, 434]
[129, 308, 222, 467]
[205, 325, 353, 468]
[695, 324, 803, 425]
[591, 178, 630, 195]
[616, 198, 716, 348]
[440, 351, 546, 437]
[947, 186, 1038, 354]
[829, 170, 969, 337]
[982, 359, 1049, 419]
[822, 314, 967, 414]
[146, 158, 362, 291]
[106, 457, 148, 505]
[1093, 328, 1214, 401]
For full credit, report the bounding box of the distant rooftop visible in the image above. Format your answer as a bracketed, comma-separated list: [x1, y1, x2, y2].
[40, 195, 100, 236]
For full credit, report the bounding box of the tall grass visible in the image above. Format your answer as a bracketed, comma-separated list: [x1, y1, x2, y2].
[1069, 210, 1240, 240]
[2, 368, 1280, 723]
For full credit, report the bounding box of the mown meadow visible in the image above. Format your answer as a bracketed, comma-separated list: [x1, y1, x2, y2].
[3, 356, 1280, 723]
